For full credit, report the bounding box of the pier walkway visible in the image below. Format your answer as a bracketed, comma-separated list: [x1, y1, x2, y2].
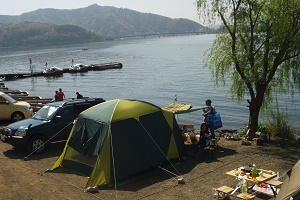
[0, 62, 122, 81]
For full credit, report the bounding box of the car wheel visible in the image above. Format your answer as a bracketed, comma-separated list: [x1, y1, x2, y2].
[11, 112, 25, 122]
[28, 136, 47, 153]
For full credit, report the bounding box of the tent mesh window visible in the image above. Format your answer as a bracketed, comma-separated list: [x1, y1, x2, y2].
[65, 118, 107, 176]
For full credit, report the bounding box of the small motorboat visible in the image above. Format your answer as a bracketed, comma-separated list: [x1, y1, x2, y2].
[43, 66, 63, 76]
[68, 64, 89, 73]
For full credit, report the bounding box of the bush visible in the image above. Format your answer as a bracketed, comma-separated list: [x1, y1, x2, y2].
[266, 107, 296, 140]
[257, 123, 268, 133]
[239, 124, 249, 137]
[239, 107, 297, 140]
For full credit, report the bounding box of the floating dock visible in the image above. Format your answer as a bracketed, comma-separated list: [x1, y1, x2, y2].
[0, 62, 122, 81]
[0, 83, 53, 112]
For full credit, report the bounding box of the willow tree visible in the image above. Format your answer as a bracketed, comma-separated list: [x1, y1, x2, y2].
[196, 0, 300, 139]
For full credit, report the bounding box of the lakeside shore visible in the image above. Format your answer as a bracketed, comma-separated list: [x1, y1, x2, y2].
[0, 119, 299, 200]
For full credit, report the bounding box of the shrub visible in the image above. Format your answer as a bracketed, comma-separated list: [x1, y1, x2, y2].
[257, 123, 268, 133]
[266, 107, 296, 140]
[239, 124, 249, 137]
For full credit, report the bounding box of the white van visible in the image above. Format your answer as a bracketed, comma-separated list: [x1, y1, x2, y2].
[0, 91, 33, 121]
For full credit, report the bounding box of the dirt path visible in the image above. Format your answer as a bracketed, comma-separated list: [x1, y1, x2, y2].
[0, 121, 299, 200]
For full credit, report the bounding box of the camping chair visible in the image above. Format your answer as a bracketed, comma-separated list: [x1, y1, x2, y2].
[192, 136, 214, 158]
[211, 130, 223, 147]
[178, 124, 195, 133]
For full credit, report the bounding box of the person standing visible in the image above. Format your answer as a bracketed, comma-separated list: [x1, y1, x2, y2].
[202, 99, 216, 139]
[57, 88, 65, 101]
[54, 91, 59, 101]
[29, 57, 33, 75]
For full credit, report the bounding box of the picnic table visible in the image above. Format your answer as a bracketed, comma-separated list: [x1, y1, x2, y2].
[225, 167, 277, 185]
[218, 167, 280, 199]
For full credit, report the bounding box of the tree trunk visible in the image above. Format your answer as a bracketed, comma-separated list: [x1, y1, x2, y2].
[246, 96, 263, 140]
[247, 108, 259, 140]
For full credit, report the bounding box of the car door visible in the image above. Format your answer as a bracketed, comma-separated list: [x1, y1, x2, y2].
[47, 105, 76, 140]
[0, 95, 10, 120]
[74, 103, 92, 116]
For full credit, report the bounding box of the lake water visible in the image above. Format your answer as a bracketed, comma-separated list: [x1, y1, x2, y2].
[0, 34, 299, 131]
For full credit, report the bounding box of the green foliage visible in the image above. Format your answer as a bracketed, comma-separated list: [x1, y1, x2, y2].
[257, 123, 268, 133]
[240, 124, 249, 137]
[201, 0, 300, 104]
[197, 0, 300, 138]
[0, 22, 107, 47]
[266, 107, 296, 140]
[239, 108, 297, 140]
[240, 123, 269, 135]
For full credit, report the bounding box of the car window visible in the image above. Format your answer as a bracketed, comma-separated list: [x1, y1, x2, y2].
[33, 105, 59, 120]
[0, 96, 6, 103]
[1, 93, 16, 103]
[57, 106, 76, 121]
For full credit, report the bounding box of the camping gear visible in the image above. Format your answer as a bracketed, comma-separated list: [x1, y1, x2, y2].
[208, 112, 223, 130]
[49, 99, 184, 189]
[275, 159, 300, 200]
[164, 104, 207, 114]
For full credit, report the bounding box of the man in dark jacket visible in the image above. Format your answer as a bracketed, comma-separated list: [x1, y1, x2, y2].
[76, 92, 83, 99]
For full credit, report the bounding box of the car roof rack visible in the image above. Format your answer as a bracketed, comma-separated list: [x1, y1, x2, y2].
[60, 98, 105, 106]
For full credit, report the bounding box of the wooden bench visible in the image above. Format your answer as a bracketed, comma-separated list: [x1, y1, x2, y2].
[266, 179, 283, 196]
[266, 179, 283, 188]
[236, 193, 255, 199]
[216, 186, 234, 199]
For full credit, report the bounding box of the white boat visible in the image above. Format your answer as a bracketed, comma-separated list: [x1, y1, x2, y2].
[43, 66, 63, 76]
[68, 64, 89, 73]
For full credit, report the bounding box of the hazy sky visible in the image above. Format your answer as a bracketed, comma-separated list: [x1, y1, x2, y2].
[0, 0, 202, 23]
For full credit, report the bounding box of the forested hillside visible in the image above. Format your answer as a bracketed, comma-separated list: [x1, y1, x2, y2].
[0, 4, 213, 39]
[0, 22, 108, 47]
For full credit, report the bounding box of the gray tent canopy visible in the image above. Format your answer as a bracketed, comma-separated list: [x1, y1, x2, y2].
[276, 159, 300, 200]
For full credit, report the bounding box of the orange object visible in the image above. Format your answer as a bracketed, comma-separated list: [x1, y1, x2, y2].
[182, 133, 189, 141]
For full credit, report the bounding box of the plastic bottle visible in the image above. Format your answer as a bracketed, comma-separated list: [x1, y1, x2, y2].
[252, 164, 257, 181]
[241, 179, 248, 193]
[212, 187, 217, 198]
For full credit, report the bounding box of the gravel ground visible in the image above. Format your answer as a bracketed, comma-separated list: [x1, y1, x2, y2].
[0, 120, 299, 200]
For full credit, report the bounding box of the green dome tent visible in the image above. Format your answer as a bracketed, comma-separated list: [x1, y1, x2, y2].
[49, 99, 184, 189]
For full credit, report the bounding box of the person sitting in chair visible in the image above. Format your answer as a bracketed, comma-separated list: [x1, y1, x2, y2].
[195, 123, 212, 148]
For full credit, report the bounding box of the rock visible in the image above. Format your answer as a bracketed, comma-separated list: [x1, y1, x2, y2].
[241, 140, 252, 145]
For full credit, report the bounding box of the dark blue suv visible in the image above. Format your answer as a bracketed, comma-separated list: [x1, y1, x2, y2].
[0, 98, 105, 153]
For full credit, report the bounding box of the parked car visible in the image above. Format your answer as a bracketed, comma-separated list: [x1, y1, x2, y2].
[0, 91, 33, 122]
[0, 98, 105, 153]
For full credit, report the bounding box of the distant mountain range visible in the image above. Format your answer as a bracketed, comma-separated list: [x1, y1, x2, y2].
[0, 4, 215, 39]
[0, 22, 107, 47]
[0, 4, 217, 47]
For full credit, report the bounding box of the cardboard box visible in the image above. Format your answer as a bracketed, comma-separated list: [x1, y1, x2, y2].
[253, 138, 263, 145]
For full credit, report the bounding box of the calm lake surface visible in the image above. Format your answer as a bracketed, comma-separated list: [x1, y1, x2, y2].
[0, 34, 299, 131]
